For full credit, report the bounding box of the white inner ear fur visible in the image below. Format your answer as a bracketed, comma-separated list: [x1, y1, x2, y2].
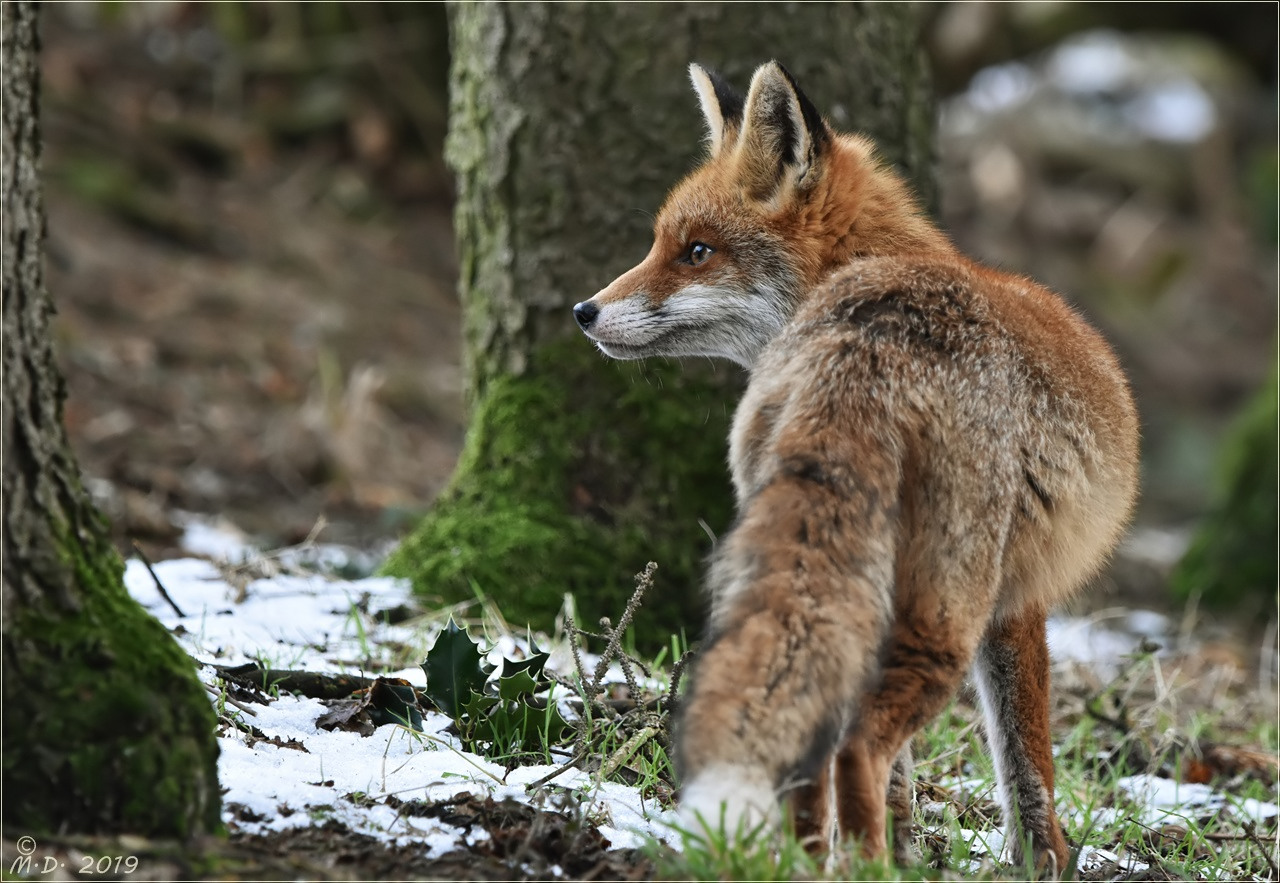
[739, 62, 814, 185]
[688, 63, 727, 157]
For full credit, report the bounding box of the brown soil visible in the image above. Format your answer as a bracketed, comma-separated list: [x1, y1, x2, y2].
[1, 800, 657, 881]
[42, 9, 466, 557]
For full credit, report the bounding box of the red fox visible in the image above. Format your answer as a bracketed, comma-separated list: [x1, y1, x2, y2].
[573, 61, 1139, 873]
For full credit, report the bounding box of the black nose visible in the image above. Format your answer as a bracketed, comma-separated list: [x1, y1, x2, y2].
[573, 301, 599, 329]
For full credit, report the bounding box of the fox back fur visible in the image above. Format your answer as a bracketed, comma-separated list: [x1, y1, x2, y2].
[573, 61, 1139, 874]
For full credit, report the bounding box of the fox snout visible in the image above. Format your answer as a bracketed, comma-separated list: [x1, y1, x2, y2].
[571, 293, 650, 361]
[572, 300, 599, 330]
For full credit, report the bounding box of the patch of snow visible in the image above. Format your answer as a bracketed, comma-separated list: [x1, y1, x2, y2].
[962, 826, 1153, 875]
[125, 557, 420, 671]
[955, 29, 1224, 147]
[953, 827, 1005, 874]
[1124, 609, 1171, 638]
[967, 62, 1036, 114]
[1047, 609, 1170, 677]
[1048, 617, 1137, 667]
[1076, 844, 1151, 874]
[176, 511, 387, 576]
[180, 516, 254, 561]
[1066, 803, 1126, 832]
[1119, 773, 1218, 817]
[1048, 32, 1134, 94]
[1123, 79, 1217, 143]
[124, 554, 678, 856]
[939, 776, 995, 798]
[1234, 796, 1280, 823]
[959, 826, 1005, 857]
[1116, 773, 1280, 828]
[1122, 525, 1193, 569]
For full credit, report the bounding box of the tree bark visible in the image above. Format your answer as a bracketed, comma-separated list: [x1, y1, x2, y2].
[384, 3, 936, 645]
[2, 1, 220, 836]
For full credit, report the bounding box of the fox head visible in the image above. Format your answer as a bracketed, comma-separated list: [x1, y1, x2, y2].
[573, 61, 836, 368]
[573, 60, 945, 368]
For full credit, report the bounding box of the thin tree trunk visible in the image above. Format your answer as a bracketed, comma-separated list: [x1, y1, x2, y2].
[385, 3, 935, 645]
[2, 1, 220, 836]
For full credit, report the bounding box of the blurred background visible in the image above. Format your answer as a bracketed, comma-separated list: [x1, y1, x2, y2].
[42, 3, 1275, 611]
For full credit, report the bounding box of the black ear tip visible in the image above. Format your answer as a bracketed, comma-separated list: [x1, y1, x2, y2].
[692, 61, 731, 89]
[701, 65, 745, 125]
[772, 62, 801, 90]
[770, 61, 829, 147]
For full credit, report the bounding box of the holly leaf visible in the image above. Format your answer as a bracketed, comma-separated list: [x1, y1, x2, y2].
[496, 668, 539, 703]
[421, 618, 489, 721]
[367, 677, 423, 731]
[502, 638, 550, 683]
[461, 689, 499, 720]
[487, 696, 573, 753]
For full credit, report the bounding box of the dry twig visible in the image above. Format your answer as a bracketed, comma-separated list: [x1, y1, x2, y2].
[205, 681, 258, 717]
[133, 541, 186, 618]
[1242, 820, 1279, 880]
[666, 648, 696, 714]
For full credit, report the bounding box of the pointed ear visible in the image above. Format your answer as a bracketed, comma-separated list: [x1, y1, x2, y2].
[689, 63, 745, 157]
[737, 61, 831, 200]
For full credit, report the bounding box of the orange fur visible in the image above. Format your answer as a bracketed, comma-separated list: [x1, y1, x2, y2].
[573, 61, 1139, 874]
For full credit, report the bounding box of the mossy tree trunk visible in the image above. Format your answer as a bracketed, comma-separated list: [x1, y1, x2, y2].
[384, 3, 936, 645]
[2, 1, 220, 836]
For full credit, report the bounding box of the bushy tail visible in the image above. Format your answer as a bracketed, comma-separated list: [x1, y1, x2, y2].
[675, 451, 900, 835]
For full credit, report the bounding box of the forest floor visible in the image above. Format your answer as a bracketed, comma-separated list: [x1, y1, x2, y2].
[42, 9, 465, 557]
[2, 525, 1276, 881]
[26, 9, 1278, 882]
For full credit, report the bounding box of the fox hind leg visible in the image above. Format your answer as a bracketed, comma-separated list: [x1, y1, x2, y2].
[788, 759, 834, 853]
[789, 741, 913, 861]
[887, 743, 917, 865]
[832, 554, 1003, 858]
[973, 606, 1070, 875]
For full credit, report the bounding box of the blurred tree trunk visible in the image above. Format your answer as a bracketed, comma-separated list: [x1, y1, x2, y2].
[2, 1, 220, 836]
[384, 3, 936, 645]
[1172, 357, 1278, 610]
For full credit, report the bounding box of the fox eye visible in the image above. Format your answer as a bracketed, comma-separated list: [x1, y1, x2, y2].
[685, 242, 715, 266]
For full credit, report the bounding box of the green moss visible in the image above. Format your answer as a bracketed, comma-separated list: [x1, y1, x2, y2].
[1244, 145, 1278, 247]
[3, 512, 221, 837]
[1171, 356, 1278, 608]
[399, 4, 936, 650]
[382, 339, 738, 648]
